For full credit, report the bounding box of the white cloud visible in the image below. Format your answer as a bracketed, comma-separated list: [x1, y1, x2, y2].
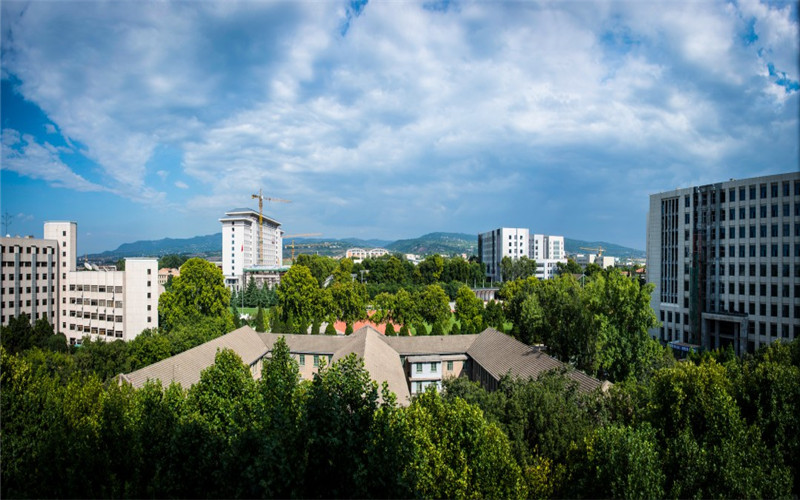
[1, 128, 109, 192]
[1, 0, 797, 246]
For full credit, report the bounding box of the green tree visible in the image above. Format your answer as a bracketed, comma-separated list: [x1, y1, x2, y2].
[393, 288, 419, 328]
[415, 284, 451, 326]
[455, 285, 484, 335]
[158, 258, 233, 333]
[294, 254, 337, 286]
[325, 322, 337, 335]
[0, 313, 34, 354]
[254, 306, 266, 333]
[585, 270, 661, 381]
[385, 323, 396, 336]
[556, 258, 583, 275]
[402, 390, 527, 499]
[330, 279, 368, 326]
[571, 423, 665, 499]
[417, 254, 444, 284]
[158, 254, 189, 269]
[276, 265, 321, 334]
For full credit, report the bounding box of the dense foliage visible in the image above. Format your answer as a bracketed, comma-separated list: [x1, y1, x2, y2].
[3, 336, 798, 498]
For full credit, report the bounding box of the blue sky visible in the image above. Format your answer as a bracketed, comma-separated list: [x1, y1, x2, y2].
[1, 0, 798, 255]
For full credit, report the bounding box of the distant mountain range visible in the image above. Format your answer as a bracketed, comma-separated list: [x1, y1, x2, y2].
[90, 232, 645, 261]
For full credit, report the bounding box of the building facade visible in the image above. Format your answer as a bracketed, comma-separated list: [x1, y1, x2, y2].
[478, 227, 530, 282]
[529, 234, 567, 280]
[647, 172, 800, 355]
[0, 235, 59, 326]
[220, 208, 283, 290]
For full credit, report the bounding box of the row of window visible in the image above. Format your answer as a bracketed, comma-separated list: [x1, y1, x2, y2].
[3, 298, 55, 308]
[67, 324, 123, 337]
[69, 284, 124, 293]
[298, 354, 331, 367]
[687, 181, 800, 207]
[684, 203, 800, 224]
[685, 243, 800, 259]
[2, 272, 56, 281]
[4, 285, 54, 295]
[69, 298, 124, 307]
[68, 310, 124, 322]
[694, 222, 800, 241]
[0, 245, 56, 255]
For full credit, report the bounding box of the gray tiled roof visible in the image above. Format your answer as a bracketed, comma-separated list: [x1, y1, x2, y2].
[120, 326, 268, 389]
[380, 334, 480, 355]
[258, 327, 411, 405]
[467, 328, 604, 393]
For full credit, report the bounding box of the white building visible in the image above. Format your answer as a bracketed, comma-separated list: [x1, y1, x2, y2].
[1, 221, 160, 344]
[220, 208, 283, 290]
[478, 227, 529, 282]
[345, 248, 390, 261]
[574, 253, 617, 269]
[647, 172, 800, 355]
[529, 234, 567, 280]
[0, 235, 59, 326]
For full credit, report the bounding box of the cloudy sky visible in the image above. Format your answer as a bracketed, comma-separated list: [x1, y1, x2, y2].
[1, 0, 798, 254]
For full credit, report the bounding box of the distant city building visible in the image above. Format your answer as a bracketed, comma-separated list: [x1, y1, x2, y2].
[529, 234, 567, 280]
[478, 228, 566, 281]
[158, 268, 180, 286]
[574, 253, 617, 269]
[1, 221, 160, 344]
[220, 208, 283, 290]
[478, 227, 529, 282]
[646, 172, 800, 355]
[345, 248, 389, 260]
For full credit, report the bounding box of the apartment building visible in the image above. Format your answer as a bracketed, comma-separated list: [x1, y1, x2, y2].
[1, 221, 160, 344]
[220, 208, 283, 290]
[345, 248, 390, 260]
[478, 227, 530, 282]
[646, 172, 800, 355]
[0, 235, 59, 326]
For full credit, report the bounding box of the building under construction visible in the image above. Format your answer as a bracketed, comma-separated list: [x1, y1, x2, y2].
[646, 171, 799, 355]
[220, 207, 283, 291]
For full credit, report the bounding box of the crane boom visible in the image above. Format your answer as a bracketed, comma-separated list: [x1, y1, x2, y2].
[251, 189, 291, 266]
[283, 232, 322, 261]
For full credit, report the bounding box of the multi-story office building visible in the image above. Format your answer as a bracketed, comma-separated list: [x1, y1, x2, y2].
[220, 208, 283, 290]
[647, 172, 800, 355]
[0, 235, 59, 326]
[1, 221, 160, 344]
[478, 227, 529, 282]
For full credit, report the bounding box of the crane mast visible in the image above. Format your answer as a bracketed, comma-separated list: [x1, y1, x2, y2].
[250, 189, 290, 266]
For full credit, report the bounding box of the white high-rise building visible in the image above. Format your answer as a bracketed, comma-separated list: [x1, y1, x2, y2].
[220, 208, 283, 290]
[647, 172, 800, 355]
[478, 228, 530, 282]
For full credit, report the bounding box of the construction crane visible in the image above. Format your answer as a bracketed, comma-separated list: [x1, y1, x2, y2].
[580, 246, 605, 257]
[284, 233, 322, 261]
[251, 189, 291, 265]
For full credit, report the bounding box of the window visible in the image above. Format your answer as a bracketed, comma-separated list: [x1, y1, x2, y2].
[416, 382, 423, 393]
[771, 183, 778, 198]
[759, 184, 766, 199]
[430, 362, 437, 371]
[299, 354, 305, 366]
[760, 225, 767, 238]
[760, 205, 767, 218]
[447, 360, 454, 371]
[313, 355, 320, 367]
[749, 225, 756, 238]
[771, 204, 778, 217]
[784, 204, 790, 217]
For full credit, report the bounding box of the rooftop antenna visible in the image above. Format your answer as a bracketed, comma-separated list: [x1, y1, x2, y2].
[2, 211, 13, 236]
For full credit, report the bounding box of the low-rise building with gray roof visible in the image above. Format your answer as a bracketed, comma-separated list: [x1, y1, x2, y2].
[121, 325, 607, 406]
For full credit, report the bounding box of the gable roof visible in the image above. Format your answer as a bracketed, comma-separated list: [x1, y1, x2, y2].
[380, 334, 480, 355]
[119, 326, 268, 389]
[467, 328, 604, 392]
